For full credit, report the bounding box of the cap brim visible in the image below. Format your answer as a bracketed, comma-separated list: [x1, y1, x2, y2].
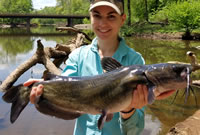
[89, 1, 121, 15]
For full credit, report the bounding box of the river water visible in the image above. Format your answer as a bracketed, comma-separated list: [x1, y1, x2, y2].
[0, 27, 200, 135]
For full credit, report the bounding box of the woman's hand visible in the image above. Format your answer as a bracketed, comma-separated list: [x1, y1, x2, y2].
[121, 84, 148, 119]
[23, 79, 44, 104]
[121, 85, 175, 119]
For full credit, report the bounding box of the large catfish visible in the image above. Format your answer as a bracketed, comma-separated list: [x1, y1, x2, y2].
[2, 57, 200, 129]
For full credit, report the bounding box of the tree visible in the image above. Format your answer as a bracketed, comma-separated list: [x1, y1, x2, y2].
[144, 0, 149, 22]
[56, 0, 89, 15]
[127, 0, 131, 25]
[167, 0, 200, 39]
[0, 0, 32, 13]
[0, 0, 33, 25]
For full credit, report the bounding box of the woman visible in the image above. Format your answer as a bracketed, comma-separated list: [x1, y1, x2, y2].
[25, 0, 174, 135]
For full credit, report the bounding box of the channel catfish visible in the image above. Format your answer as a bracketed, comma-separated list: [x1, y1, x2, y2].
[2, 57, 200, 129]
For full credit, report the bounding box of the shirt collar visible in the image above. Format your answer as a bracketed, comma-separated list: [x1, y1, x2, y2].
[112, 37, 129, 63]
[90, 37, 129, 62]
[91, 37, 99, 53]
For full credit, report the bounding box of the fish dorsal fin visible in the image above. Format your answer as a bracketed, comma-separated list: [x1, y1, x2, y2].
[101, 57, 122, 72]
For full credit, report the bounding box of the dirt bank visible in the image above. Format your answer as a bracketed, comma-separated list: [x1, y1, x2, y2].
[132, 32, 200, 40]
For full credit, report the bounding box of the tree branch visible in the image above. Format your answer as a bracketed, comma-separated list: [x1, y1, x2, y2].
[0, 31, 90, 92]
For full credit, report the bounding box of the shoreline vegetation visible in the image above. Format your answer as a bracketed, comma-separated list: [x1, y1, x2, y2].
[1, 0, 200, 40]
[1, 23, 200, 40]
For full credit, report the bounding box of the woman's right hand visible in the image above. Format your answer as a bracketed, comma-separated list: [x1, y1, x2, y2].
[23, 79, 44, 104]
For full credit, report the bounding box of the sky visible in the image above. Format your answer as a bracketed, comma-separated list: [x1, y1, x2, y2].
[32, 0, 57, 10]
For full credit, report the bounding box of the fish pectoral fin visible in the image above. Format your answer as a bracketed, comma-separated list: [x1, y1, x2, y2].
[98, 110, 109, 130]
[101, 57, 122, 72]
[35, 98, 81, 120]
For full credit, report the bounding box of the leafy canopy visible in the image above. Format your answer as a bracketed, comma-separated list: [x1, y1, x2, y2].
[167, 0, 200, 33]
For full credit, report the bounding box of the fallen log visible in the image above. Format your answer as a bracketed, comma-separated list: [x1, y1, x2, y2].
[192, 80, 200, 88]
[167, 110, 200, 135]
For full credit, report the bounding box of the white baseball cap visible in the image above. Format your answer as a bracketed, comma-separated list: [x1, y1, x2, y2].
[89, 0, 124, 15]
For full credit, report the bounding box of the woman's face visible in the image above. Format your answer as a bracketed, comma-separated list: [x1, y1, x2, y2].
[90, 6, 126, 40]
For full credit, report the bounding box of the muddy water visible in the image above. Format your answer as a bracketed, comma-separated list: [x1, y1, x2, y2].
[0, 28, 200, 135]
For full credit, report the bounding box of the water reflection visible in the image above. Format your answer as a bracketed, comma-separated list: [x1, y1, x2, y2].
[0, 30, 75, 135]
[126, 37, 200, 135]
[0, 30, 200, 135]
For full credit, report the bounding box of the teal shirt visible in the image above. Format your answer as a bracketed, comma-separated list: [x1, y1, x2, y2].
[62, 37, 145, 135]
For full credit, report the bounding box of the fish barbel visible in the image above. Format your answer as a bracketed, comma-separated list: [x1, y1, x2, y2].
[2, 57, 200, 129]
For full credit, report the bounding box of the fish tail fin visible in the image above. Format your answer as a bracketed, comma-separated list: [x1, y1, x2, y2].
[2, 84, 30, 123]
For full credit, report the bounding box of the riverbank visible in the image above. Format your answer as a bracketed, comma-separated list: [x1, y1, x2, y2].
[1, 23, 200, 40]
[122, 23, 200, 40]
[132, 32, 200, 40]
[0, 23, 59, 29]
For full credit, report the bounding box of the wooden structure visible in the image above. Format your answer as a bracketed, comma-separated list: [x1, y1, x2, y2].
[0, 13, 90, 28]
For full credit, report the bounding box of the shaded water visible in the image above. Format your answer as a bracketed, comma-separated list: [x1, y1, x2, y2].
[0, 27, 200, 135]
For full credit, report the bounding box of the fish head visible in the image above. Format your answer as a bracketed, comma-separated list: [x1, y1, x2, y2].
[145, 63, 192, 96]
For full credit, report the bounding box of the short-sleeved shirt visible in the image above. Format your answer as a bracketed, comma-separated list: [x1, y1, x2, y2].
[62, 37, 145, 135]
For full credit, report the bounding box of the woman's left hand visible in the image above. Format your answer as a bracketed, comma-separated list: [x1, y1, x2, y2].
[121, 85, 176, 119]
[121, 84, 148, 119]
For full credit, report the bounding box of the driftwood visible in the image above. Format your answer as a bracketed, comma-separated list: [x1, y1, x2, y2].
[167, 110, 200, 135]
[0, 27, 91, 92]
[56, 27, 92, 42]
[191, 80, 200, 88]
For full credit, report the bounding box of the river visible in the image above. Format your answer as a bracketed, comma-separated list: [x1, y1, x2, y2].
[0, 26, 200, 135]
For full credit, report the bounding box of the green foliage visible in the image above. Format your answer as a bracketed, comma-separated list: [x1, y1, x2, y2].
[56, 0, 90, 15]
[120, 25, 135, 37]
[33, 0, 90, 25]
[0, 0, 32, 13]
[150, 5, 169, 22]
[82, 18, 90, 24]
[123, 0, 176, 23]
[82, 18, 94, 38]
[32, 7, 62, 25]
[1, 0, 200, 36]
[167, 0, 200, 34]
[0, 0, 33, 24]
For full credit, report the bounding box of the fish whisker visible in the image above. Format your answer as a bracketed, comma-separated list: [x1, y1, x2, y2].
[170, 90, 179, 105]
[189, 86, 198, 107]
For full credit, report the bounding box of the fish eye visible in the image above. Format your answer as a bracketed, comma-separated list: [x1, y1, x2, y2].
[172, 66, 184, 75]
[173, 66, 190, 77]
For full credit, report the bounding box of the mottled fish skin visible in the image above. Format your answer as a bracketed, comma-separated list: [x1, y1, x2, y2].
[2, 57, 197, 130]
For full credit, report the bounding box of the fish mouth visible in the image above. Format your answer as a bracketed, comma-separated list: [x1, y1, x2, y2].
[154, 89, 176, 99]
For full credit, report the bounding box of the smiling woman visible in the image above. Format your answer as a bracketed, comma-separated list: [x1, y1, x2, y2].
[32, 0, 57, 10]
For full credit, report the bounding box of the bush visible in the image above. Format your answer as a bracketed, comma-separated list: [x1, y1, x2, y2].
[167, 0, 200, 37]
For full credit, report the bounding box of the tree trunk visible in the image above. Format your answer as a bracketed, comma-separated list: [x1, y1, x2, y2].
[155, 0, 159, 11]
[144, 0, 149, 22]
[127, 0, 131, 26]
[182, 28, 193, 40]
